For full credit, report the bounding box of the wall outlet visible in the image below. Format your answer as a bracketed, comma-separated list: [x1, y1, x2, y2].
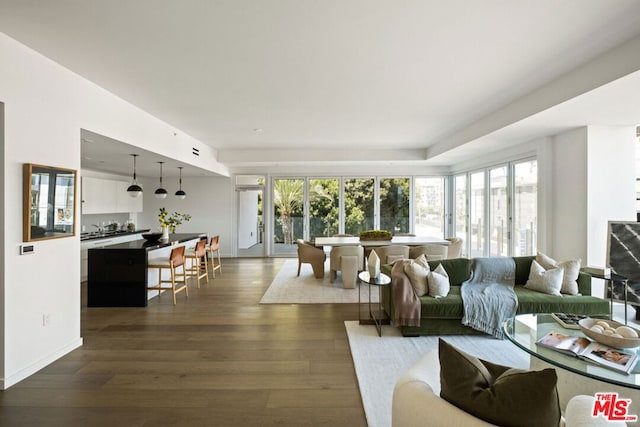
[42, 313, 51, 326]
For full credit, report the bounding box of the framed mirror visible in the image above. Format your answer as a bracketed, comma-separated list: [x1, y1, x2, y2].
[23, 163, 77, 241]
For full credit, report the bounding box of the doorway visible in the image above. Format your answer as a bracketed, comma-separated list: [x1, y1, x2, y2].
[236, 175, 264, 257]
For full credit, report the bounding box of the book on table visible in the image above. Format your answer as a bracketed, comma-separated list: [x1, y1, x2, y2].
[536, 331, 638, 374]
[551, 313, 588, 330]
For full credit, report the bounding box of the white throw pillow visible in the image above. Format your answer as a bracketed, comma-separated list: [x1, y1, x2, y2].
[524, 260, 564, 296]
[536, 252, 581, 295]
[404, 256, 430, 296]
[428, 263, 450, 298]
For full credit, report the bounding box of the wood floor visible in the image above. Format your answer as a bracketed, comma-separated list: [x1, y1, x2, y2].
[0, 258, 368, 427]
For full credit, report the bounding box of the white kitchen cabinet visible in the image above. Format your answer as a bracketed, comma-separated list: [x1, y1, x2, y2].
[82, 177, 142, 214]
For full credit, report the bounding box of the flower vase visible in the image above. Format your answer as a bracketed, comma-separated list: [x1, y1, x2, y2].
[368, 249, 380, 279]
[161, 225, 169, 240]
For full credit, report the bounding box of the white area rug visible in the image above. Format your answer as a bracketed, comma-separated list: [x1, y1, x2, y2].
[260, 259, 379, 304]
[345, 321, 529, 427]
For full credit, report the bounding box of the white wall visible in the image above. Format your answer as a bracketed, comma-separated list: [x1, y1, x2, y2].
[550, 127, 589, 261]
[586, 126, 637, 266]
[543, 126, 636, 266]
[0, 32, 225, 388]
[136, 176, 234, 257]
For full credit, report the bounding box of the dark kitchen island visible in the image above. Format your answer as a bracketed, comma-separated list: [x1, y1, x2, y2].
[87, 233, 206, 307]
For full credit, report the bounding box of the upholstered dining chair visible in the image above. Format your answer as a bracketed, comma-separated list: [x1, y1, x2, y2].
[408, 244, 448, 260]
[296, 239, 326, 279]
[206, 235, 222, 278]
[375, 245, 410, 264]
[445, 237, 463, 259]
[329, 245, 364, 289]
[185, 239, 209, 288]
[147, 245, 188, 305]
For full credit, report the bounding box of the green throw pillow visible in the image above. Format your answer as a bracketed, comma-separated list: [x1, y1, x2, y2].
[438, 339, 561, 427]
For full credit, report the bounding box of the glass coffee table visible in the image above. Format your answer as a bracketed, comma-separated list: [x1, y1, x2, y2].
[504, 313, 640, 389]
[504, 314, 640, 416]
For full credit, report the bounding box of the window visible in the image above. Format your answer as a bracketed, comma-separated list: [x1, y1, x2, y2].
[379, 178, 410, 234]
[455, 158, 537, 258]
[489, 166, 508, 256]
[453, 174, 468, 256]
[272, 178, 304, 255]
[309, 178, 339, 239]
[469, 171, 485, 257]
[414, 177, 445, 238]
[344, 178, 375, 235]
[513, 160, 537, 256]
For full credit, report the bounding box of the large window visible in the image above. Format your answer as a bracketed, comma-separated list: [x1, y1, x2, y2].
[455, 158, 538, 257]
[309, 178, 340, 239]
[469, 171, 485, 257]
[379, 178, 410, 234]
[344, 178, 375, 235]
[414, 177, 445, 237]
[453, 175, 467, 256]
[489, 166, 508, 256]
[272, 178, 304, 255]
[513, 160, 537, 256]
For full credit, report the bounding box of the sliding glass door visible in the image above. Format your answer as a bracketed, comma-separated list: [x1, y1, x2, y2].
[453, 174, 468, 256]
[489, 166, 508, 256]
[513, 160, 537, 256]
[469, 171, 485, 257]
[414, 177, 445, 237]
[273, 178, 304, 255]
[309, 178, 339, 240]
[379, 178, 410, 234]
[344, 178, 375, 235]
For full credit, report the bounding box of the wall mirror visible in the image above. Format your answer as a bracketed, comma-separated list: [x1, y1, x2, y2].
[23, 163, 77, 241]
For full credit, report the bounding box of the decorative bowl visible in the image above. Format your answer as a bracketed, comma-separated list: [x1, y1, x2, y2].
[141, 232, 163, 242]
[578, 318, 640, 349]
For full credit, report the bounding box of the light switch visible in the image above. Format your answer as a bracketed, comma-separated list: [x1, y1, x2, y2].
[20, 244, 35, 255]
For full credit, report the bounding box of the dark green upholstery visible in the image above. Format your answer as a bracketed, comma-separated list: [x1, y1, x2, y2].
[380, 256, 611, 337]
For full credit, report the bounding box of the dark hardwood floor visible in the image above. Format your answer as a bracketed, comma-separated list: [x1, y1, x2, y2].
[0, 258, 367, 427]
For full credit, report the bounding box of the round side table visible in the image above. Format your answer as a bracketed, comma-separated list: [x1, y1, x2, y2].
[358, 271, 391, 336]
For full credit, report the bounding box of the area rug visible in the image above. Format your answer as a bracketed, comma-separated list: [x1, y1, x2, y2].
[260, 259, 379, 304]
[345, 320, 529, 427]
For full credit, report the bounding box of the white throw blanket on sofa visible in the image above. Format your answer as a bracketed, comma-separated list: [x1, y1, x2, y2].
[461, 257, 518, 338]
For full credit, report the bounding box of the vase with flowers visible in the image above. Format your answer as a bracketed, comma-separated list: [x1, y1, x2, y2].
[158, 207, 191, 236]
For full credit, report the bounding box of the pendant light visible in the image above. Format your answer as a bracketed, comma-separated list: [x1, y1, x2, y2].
[175, 166, 187, 199]
[126, 154, 143, 198]
[154, 161, 168, 199]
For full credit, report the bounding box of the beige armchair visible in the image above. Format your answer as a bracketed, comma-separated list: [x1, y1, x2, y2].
[375, 245, 410, 264]
[329, 246, 364, 289]
[445, 237, 463, 259]
[296, 239, 326, 279]
[408, 244, 448, 260]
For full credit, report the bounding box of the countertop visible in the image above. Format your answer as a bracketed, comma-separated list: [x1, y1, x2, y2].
[80, 229, 150, 242]
[88, 233, 206, 251]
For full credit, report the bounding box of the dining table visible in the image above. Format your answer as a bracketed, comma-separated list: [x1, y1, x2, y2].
[314, 235, 450, 247]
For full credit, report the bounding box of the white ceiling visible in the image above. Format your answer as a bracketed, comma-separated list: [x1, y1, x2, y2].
[2, 0, 640, 174]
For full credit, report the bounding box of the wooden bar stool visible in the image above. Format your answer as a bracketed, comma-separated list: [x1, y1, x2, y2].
[206, 235, 222, 278]
[147, 245, 188, 305]
[185, 239, 208, 288]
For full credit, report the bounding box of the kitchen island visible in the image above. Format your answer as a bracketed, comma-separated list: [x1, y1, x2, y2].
[87, 233, 206, 307]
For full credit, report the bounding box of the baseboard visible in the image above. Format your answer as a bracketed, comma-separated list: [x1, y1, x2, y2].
[0, 337, 83, 390]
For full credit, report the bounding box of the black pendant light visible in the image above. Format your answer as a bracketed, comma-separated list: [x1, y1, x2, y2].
[126, 154, 143, 198]
[154, 161, 168, 199]
[175, 166, 186, 199]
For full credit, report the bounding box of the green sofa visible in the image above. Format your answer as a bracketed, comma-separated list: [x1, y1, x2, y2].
[380, 256, 610, 337]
